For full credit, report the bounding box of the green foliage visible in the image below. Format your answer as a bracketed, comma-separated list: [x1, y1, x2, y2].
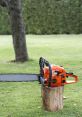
[0, 7, 11, 34]
[0, 0, 81, 34]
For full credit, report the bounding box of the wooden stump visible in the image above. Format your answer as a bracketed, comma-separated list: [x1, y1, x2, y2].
[41, 86, 64, 112]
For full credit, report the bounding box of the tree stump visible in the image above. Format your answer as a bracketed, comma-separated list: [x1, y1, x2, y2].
[41, 86, 64, 112]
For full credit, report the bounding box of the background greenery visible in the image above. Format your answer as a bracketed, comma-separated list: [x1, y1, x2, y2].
[0, 0, 82, 34]
[0, 35, 82, 74]
[0, 35, 82, 117]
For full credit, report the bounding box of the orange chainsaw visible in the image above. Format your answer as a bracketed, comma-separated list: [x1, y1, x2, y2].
[38, 57, 78, 87]
[0, 57, 78, 85]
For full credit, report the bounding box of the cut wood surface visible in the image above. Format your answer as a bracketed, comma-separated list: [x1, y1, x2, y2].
[41, 86, 64, 112]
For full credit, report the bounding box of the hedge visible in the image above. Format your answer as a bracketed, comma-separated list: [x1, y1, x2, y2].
[0, 0, 82, 34]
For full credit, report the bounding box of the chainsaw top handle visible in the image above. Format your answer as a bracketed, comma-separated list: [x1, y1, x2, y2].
[39, 57, 52, 87]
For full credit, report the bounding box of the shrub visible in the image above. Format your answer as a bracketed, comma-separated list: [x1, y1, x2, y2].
[0, 0, 81, 34]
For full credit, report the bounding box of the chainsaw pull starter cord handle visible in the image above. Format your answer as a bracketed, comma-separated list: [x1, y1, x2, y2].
[39, 57, 52, 87]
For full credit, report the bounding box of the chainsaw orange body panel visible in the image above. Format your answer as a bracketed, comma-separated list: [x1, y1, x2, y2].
[43, 65, 78, 87]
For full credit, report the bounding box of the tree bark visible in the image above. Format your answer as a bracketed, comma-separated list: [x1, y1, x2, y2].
[0, 0, 8, 7]
[0, 0, 29, 62]
[8, 0, 29, 62]
[41, 86, 63, 112]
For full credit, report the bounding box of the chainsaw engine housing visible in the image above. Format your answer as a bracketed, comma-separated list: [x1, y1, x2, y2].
[43, 65, 67, 87]
[39, 57, 78, 87]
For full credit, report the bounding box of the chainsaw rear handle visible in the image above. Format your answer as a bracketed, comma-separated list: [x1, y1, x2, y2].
[39, 57, 52, 87]
[65, 73, 78, 84]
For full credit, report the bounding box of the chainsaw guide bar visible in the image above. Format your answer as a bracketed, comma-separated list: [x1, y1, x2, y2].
[0, 74, 38, 82]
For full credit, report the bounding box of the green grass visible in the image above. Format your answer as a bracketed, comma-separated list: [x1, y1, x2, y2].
[0, 35, 82, 117]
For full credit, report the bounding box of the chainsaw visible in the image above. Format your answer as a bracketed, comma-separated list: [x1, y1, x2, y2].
[0, 57, 78, 87]
[38, 57, 78, 87]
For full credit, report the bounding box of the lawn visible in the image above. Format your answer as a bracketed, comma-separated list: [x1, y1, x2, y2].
[0, 35, 82, 117]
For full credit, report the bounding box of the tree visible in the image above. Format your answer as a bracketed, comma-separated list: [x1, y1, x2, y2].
[0, 0, 29, 62]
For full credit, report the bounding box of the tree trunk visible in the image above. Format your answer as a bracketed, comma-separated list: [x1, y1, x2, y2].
[0, 0, 29, 62]
[8, 0, 29, 62]
[0, 0, 8, 7]
[41, 86, 63, 112]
